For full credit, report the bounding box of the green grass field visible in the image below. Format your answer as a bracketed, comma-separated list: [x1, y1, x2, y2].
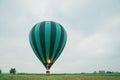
[0, 73, 120, 80]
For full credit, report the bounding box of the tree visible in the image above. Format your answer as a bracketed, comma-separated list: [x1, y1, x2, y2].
[10, 68, 16, 74]
[93, 71, 97, 74]
[0, 69, 1, 74]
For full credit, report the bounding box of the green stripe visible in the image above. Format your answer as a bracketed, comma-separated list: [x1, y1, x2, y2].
[34, 23, 46, 63]
[51, 23, 61, 61]
[45, 21, 51, 61]
[53, 29, 67, 63]
[29, 30, 43, 62]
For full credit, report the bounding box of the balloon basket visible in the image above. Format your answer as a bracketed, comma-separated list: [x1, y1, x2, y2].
[46, 70, 50, 75]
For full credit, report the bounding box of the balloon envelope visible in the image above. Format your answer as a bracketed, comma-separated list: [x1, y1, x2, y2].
[29, 21, 67, 70]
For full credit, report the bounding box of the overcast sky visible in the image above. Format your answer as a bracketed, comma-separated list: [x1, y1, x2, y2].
[0, 0, 120, 73]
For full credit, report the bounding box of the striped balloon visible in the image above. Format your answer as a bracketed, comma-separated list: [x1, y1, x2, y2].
[29, 21, 67, 70]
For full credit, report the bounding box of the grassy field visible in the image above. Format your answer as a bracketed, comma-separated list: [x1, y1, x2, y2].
[0, 73, 120, 80]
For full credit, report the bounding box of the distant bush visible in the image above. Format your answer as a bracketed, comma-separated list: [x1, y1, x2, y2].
[106, 71, 113, 74]
[10, 68, 16, 74]
[0, 69, 1, 74]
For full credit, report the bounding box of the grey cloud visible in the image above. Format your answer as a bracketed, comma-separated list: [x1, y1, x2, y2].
[0, 0, 120, 73]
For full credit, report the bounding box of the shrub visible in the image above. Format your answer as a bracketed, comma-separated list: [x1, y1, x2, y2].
[10, 68, 16, 74]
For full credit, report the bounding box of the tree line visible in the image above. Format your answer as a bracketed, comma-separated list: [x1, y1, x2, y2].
[0, 68, 16, 74]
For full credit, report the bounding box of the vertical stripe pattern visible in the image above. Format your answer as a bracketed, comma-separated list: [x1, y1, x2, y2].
[29, 21, 67, 70]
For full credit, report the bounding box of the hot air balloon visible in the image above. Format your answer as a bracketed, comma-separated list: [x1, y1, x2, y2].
[29, 21, 67, 74]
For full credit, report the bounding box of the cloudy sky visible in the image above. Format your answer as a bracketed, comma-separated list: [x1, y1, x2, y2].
[0, 0, 120, 73]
